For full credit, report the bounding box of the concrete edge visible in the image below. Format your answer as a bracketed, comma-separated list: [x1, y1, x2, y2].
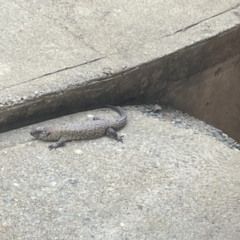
[1, 25, 240, 133]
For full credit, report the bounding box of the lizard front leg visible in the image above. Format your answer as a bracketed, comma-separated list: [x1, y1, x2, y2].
[48, 137, 67, 150]
[105, 127, 124, 143]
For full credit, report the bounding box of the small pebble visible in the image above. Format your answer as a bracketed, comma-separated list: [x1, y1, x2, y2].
[50, 181, 57, 186]
[174, 118, 182, 123]
[69, 178, 79, 185]
[4, 196, 12, 202]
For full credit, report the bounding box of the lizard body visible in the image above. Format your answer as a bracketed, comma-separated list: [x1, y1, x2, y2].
[30, 105, 127, 149]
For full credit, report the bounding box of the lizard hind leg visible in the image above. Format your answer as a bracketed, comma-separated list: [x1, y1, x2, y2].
[105, 127, 124, 143]
[48, 137, 67, 150]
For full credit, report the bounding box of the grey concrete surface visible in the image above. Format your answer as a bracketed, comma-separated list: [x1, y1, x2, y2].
[166, 53, 240, 142]
[0, 106, 240, 239]
[1, 1, 240, 238]
[1, 1, 240, 132]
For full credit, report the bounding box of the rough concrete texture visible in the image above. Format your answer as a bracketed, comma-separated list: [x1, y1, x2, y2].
[1, 1, 240, 238]
[1, 1, 240, 135]
[166, 53, 240, 142]
[0, 106, 240, 239]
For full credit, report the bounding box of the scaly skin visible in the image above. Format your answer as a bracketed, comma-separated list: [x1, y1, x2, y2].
[30, 105, 127, 149]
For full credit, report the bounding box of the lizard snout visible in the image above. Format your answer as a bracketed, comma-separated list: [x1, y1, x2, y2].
[30, 127, 49, 139]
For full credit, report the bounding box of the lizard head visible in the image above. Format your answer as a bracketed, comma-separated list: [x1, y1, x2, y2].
[30, 127, 50, 140]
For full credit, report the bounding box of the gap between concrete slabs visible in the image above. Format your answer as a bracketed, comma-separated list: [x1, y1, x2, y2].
[0, 3, 240, 140]
[1, 26, 240, 133]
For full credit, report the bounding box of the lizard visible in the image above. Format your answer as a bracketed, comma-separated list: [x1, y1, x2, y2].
[30, 105, 127, 150]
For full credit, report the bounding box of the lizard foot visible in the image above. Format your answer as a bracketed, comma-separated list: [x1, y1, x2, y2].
[106, 127, 124, 143]
[48, 137, 66, 150]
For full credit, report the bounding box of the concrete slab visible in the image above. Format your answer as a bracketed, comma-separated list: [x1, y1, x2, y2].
[1, 1, 240, 238]
[0, 106, 240, 239]
[0, 0, 240, 133]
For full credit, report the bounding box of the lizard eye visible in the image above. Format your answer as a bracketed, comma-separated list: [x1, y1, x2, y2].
[30, 127, 49, 139]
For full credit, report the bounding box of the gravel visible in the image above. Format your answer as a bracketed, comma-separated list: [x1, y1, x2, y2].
[137, 104, 240, 150]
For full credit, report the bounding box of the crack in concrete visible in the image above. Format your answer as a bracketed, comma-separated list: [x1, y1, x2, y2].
[164, 3, 240, 38]
[0, 57, 105, 91]
[12, 0, 35, 16]
[13, 1, 103, 56]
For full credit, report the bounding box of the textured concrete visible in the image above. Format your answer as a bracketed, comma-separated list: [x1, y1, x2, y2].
[166, 53, 240, 142]
[0, 106, 240, 239]
[0, 1, 240, 135]
[0, 1, 240, 238]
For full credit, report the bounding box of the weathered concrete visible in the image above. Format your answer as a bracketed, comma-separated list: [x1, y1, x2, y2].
[165, 53, 240, 142]
[0, 106, 240, 239]
[0, 1, 240, 142]
[1, 2, 240, 238]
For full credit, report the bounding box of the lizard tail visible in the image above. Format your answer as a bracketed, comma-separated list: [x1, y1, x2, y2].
[105, 105, 127, 129]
